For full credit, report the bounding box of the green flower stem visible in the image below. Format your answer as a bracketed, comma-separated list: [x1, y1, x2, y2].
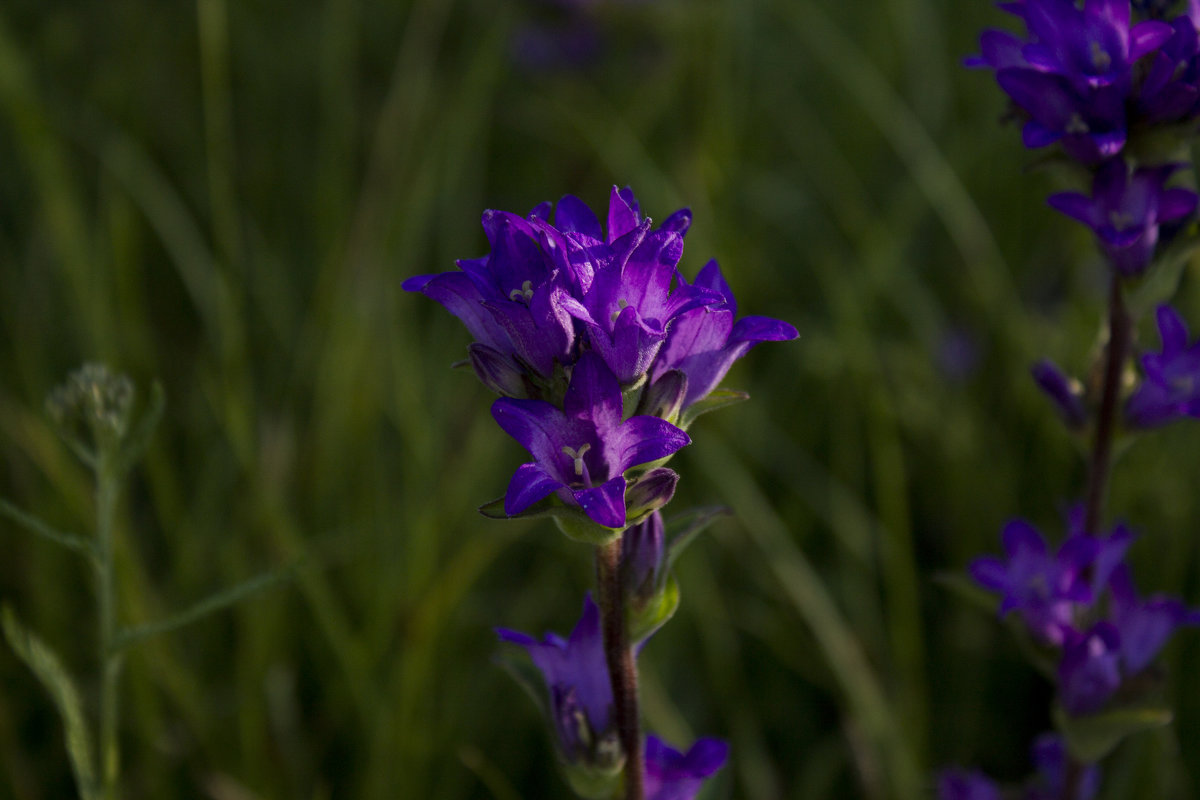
[1068, 274, 1132, 796]
[596, 539, 643, 800]
[94, 449, 122, 800]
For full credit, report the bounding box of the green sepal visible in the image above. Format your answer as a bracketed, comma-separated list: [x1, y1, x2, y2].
[629, 573, 680, 644]
[1126, 227, 1200, 319]
[561, 752, 625, 800]
[478, 495, 623, 546]
[1054, 701, 1173, 763]
[679, 388, 749, 430]
[2, 606, 99, 800]
[665, 505, 730, 570]
[620, 373, 648, 420]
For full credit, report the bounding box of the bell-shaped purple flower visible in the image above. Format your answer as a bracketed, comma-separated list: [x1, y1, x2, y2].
[936, 768, 1002, 800]
[970, 519, 1094, 645]
[491, 353, 690, 529]
[403, 206, 583, 380]
[1108, 564, 1200, 673]
[649, 260, 798, 411]
[644, 735, 729, 800]
[1047, 159, 1198, 275]
[1026, 733, 1100, 800]
[1031, 358, 1089, 427]
[496, 594, 616, 764]
[1126, 304, 1200, 426]
[967, 0, 1174, 162]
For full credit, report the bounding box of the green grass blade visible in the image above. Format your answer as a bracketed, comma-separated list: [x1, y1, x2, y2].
[2, 606, 99, 800]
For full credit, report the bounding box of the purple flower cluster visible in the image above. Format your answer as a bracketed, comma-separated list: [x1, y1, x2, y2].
[498, 596, 728, 797]
[969, 0, 1200, 275]
[970, 515, 1199, 716]
[409, 187, 791, 796]
[405, 187, 796, 532]
[939, 733, 1100, 800]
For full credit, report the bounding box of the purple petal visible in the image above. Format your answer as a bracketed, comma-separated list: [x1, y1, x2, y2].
[572, 476, 628, 528]
[504, 463, 563, 515]
[492, 397, 587, 476]
[555, 194, 604, 241]
[645, 735, 729, 800]
[1002, 519, 1048, 558]
[1156, 305, 1191, 353]
[1047, 192, 1100, 228]
[404, 271, 510, 353]
[1130, 21, 1174, 61]
[564, 352, 624, 432]
[693, 259, 736, 312]
[660, 208, 693, 234]
[611, 415, 691, 473]
[1158, 187, 1198, 223]
[608, 186, 643, 243]
[730, 315, 800, 344]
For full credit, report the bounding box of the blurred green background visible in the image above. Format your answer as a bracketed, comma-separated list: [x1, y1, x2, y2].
[1, 0, 1199, 797]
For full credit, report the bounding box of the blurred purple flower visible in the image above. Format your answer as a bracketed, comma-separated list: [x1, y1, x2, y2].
[1047, 159, 1197, 275]
[491, 353, 689, 528]
[1108, 564, 1200, 673]
[644, 735, 729, 800]
[497, 594, 615, 763]
[1126, 305, 1200, 426]
[970, 519, 1094, 644]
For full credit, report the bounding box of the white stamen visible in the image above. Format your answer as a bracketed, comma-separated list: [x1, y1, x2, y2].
[509, 280, 534, 302]
[561, 443, 592, 476]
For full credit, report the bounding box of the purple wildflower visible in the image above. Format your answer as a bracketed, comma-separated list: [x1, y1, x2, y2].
[966, 0, 1176, 161]
[1047, 159, 1197, 275]
[648, 260, 798, 410]
[496, 594, 616, 763]
[970, 519, 1094, 644]
[643, 735, 729, 800]
[1126, 304, 1200, 426]
[491, 353, 690, 528]
[937, 768, 1002, 800]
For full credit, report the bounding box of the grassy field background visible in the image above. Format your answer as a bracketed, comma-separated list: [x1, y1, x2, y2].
[1, 0, 1199, 798]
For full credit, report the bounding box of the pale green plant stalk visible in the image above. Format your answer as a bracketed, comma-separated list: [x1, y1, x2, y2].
[1, 364, 294, 800]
